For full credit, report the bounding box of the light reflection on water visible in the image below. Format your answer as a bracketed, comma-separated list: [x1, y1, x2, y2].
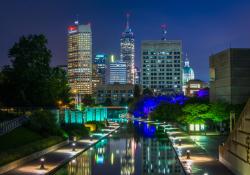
[54, 123, 185, 175]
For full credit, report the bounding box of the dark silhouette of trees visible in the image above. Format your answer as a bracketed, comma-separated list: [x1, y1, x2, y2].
[0, 34, 70, 108]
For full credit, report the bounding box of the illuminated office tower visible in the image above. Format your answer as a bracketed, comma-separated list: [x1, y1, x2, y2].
[109, 60, 127, 84]
[67, 21, 92, 95]
[93, 54, 107, 90]
[93, 54, 107, 84]
[120, 13, 135, 84]
[141, 26, 182, 94]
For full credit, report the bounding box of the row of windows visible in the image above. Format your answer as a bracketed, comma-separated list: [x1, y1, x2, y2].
[143, 81, 181, 84]
[143, 77, 180, 80]
[142, 51, 181, 55]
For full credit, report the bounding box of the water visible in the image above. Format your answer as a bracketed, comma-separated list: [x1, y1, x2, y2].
[54, 122, 185, 175]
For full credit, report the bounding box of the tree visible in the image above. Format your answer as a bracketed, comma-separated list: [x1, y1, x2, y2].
[29, 110, 61, 136]
[150, 102, 183, 122]
[119, 97, 127, 106]
[0, 34, 70, 108]
[143, 88, 153, 96]
[182, 103, 210, 124]
[82, 94, 95, 106]
[134, 85, 141, 98]
[103, 98, 112, 106]
[205, 102, 229, 123]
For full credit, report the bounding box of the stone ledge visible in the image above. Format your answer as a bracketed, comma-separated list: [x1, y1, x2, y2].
[0, 140, 67, 174]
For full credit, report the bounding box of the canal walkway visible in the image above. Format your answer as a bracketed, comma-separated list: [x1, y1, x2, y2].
[2, 122, 120, 175]
[164, 124, 234, 175]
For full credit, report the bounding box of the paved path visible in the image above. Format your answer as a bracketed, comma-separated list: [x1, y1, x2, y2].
[164, 124, 234, 175]
[3, 122, 120, 175]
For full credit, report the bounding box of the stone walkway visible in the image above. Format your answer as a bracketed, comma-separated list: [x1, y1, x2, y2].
[3, 122, 120, 175]
[164, 124, 234, 175]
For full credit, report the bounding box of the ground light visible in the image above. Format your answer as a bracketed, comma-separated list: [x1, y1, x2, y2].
[40, 158, 45, 169]
[186, 150, 191, 159]
[72, 142, 76, 152]
[179, 139, 182, 146]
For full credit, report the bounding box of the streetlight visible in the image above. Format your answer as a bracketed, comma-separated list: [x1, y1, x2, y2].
[72, 142, 76, 152]
[40, 157, 45, 169]
[186, 150, 191, 159]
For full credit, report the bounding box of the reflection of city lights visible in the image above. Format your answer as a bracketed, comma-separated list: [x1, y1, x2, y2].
[111, 153, 114, 165]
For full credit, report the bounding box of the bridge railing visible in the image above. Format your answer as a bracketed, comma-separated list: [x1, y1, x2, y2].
[0, 116, 29, 136]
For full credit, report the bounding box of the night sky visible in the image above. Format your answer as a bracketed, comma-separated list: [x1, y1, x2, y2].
[1, 0, 250, 81]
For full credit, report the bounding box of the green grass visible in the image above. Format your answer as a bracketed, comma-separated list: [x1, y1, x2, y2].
[0, 127, 65, 166]
[0, 127, 43, 151]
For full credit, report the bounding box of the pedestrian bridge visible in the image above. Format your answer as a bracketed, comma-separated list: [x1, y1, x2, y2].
[56, 106, 128, 124]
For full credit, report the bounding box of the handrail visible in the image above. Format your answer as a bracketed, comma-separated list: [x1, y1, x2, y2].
[0, 116, 29, 136]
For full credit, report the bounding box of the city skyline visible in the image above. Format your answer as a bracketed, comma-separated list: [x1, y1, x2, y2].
[1, 0, 250, 82]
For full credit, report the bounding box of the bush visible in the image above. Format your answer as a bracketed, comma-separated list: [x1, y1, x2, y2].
[86, 121, 105, 131]
[0, 111, 18, 122]
[61, 123, 89, 138]
[28, 110, 61, 136]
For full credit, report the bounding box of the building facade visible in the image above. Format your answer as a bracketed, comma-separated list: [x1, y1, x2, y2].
[94, 83, 134, 105]
[67, 22, 92, 95]
[109, 60, 127, 84]
[210, 48, 250, 104]
[141, 40, 182, 94]
[93, 54, 107, 84]
[185, 79, 207, 97]
[134, 66, 141, 85]
[182, 55, 195, 94]
[120, 14, 135, 84]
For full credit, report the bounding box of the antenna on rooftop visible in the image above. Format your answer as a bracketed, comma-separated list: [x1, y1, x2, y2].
[161, 24, 167, 40]
[74, 14, 79, 25]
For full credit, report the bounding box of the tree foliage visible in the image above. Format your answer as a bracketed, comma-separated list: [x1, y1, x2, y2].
[182, 103, 210, 124]
[0, 34, 70, 108]
[150, 102, 183, 122]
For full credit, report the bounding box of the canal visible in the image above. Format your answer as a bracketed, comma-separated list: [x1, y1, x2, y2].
[54, 121, 185, 175]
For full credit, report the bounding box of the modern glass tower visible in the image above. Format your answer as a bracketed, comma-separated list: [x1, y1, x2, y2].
[109, 60, 127, 84]
[67, 21, 92, 95]
[120, 14, 135, 84]
[93, 54, 107, 84]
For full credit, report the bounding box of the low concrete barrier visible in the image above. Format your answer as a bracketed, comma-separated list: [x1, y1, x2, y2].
[0, 140, 68, 174]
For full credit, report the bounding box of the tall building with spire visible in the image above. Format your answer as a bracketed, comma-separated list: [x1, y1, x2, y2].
[67, 21, 92, 95]
[183, 54, 195, 85]
[120, 13, 135, 84]
[182, 54, 195, 94]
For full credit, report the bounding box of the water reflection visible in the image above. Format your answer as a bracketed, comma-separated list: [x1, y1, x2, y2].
[55, 123, 184, 175]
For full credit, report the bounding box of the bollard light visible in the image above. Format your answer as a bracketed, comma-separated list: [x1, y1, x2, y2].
[186, 150, 191, 159]
[72, 142, 76, 152]
[40, 157, 45, 169]
[179, 139, 182, 146]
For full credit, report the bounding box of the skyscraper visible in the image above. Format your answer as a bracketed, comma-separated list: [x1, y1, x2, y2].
[135, 66, 141, 85]
[141, 40, 182, 94]
[93, 54, 107, 84]
[120, 14, 135, 84]
[109, 60, 127, 84]
[67, 21, 92, 95]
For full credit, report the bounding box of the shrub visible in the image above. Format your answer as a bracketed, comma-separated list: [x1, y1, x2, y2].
[61, 123, 89, 138]
[28, 110, 61, 136]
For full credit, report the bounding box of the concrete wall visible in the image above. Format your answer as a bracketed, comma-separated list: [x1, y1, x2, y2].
[210, 48, 250, 104]
[219, 99, 250, 175]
